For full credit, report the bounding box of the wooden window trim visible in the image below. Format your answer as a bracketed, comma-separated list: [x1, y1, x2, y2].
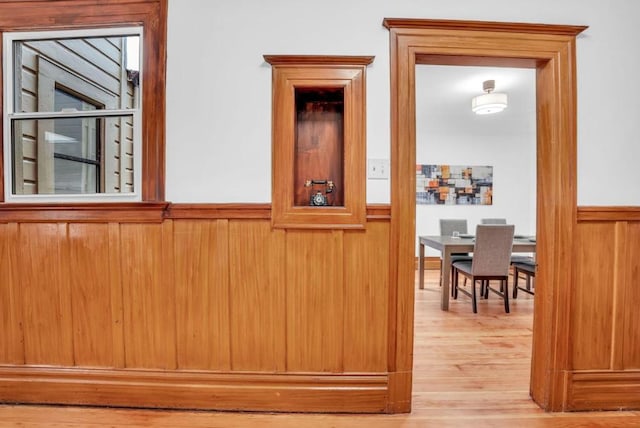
[0, 0, 167, 207]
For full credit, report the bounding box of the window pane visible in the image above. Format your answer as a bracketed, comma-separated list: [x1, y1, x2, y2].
[54, 157, 98, 194]
[53, 89, 99, 161]
[13, 34, 141, 113]
[55, 88, 97, 113]
[12, 116, 134, 195]
[50, 117, 99, 161]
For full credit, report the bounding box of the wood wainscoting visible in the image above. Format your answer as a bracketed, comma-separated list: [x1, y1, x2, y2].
[0, 203, 391, 413]
[2, 203, 640, 413]
[566, 207, 640, 410]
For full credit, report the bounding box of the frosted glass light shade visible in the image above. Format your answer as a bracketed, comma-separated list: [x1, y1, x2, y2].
[471, 92, 508, 115]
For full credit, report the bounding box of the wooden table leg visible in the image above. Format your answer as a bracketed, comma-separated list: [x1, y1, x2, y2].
[418, 242, 425, 289]
[441, 250, 451, 311]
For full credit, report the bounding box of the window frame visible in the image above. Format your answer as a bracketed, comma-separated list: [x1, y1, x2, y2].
[0, 0, 167, 210]
[3, 26, 143, 203]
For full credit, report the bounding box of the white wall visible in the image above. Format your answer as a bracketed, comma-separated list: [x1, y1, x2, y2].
[166, 0, 640, 206]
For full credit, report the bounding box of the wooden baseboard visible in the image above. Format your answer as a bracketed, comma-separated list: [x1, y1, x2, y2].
[566, 370, 640, 411]
[415, 256, 441, 270]
[0, 366, 388, 413]
[387, 370, 412, 413]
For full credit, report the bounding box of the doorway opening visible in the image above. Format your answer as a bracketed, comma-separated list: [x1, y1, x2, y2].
[383, 18, 586, 412]
[415, 64, 537, 266]
[414, 63, 537, 411]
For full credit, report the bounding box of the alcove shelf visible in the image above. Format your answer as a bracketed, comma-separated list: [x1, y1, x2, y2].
[264, 55, 373, 229]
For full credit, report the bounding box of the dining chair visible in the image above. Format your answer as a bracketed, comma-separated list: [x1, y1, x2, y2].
[440, 219, 468, 237]
[512, 259, 536, 298]
[452, 224, 515, 313]
[481, 218, 507, 224]
[479, 218, 509, 285]
[439, 219, 473, 289]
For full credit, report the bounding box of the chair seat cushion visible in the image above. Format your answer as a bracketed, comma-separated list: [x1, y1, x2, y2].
[451, 254, 473, 263]
[452, 260, 473, 274]
[512, 261, 535, 275]
[511, 255, 534, 264]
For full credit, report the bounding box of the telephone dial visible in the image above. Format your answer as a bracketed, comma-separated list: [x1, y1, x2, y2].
[304, 179, 335, 206]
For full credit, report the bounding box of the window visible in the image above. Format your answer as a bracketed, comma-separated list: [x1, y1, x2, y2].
[3, 27, 142, 202]
[52, 89, 101, 194]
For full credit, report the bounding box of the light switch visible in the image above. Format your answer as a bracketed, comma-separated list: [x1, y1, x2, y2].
[368, 159, 389, 179]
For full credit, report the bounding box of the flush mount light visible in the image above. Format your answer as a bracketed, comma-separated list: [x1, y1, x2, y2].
[471, 79, 508, 115]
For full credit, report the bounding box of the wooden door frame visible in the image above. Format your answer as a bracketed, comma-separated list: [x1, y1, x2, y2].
[382, 19, 587, 412]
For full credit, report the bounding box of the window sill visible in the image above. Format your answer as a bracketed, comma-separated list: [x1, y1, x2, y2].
[0, 202, 168, 223]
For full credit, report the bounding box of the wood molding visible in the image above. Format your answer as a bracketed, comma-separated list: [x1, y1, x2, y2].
[0, 203, 390, 223]
[384, 18, 586, 412]
[566, 370, 640, 410]
[577, 206, 640, 222]
[263, 55, 374, 66]
[0, 202, 168, 223]
[415, 54, 539, 68]
[365, 204, 391, 220]
[167, 203, 272, 219]
[382, 18, 587, 36]
[167, 203, 391, 220]
[0, 367, 388, 413]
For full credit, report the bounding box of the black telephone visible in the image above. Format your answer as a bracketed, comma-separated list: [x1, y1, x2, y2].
[304, 179, 335, 206]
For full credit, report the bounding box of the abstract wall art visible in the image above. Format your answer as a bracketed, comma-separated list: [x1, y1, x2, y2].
[416, 164, 493, 205]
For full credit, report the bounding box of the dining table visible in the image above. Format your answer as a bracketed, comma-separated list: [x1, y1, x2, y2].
[418, 235, 536, 311]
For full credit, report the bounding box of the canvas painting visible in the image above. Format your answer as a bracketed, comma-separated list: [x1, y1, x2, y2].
[416, 164, 493, 205]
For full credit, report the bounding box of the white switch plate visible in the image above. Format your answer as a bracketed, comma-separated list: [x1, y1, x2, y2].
[368, 159, 389, 179]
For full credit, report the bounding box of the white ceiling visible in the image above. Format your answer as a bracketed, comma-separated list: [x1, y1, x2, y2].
[416, 65, 537, 136]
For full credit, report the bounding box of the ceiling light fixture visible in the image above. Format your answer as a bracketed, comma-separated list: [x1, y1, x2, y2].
[471, 80, 507, 115]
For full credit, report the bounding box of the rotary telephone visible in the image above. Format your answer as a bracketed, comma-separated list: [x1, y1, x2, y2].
[304, 179, 336, 206]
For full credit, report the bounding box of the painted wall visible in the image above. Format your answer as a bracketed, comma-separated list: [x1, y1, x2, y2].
[165, 0, 640, 206]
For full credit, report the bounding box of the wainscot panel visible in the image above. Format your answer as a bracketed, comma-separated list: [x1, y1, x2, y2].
[569, 207, 640, 410]
[0, 203, 392, 413]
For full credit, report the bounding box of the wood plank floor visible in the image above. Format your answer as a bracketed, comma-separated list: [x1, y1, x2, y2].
[1, 270, 639, 427]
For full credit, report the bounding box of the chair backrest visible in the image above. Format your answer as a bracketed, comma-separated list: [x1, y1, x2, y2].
[481, 218, 507, 224]
[471, 224, 515, 276]
[439, 219, 468, 236]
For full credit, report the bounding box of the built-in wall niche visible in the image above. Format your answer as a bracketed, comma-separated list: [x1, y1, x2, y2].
[264, 55, 373, 229]
[294, 87, 344, 207]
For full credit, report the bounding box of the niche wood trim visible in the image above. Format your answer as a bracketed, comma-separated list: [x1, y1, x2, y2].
[264, 55, 373, 229]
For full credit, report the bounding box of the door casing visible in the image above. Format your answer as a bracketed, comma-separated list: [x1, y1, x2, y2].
[382, 18, 587, 412]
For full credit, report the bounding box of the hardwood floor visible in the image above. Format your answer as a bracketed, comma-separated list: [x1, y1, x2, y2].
[1, 270, 638, 427]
